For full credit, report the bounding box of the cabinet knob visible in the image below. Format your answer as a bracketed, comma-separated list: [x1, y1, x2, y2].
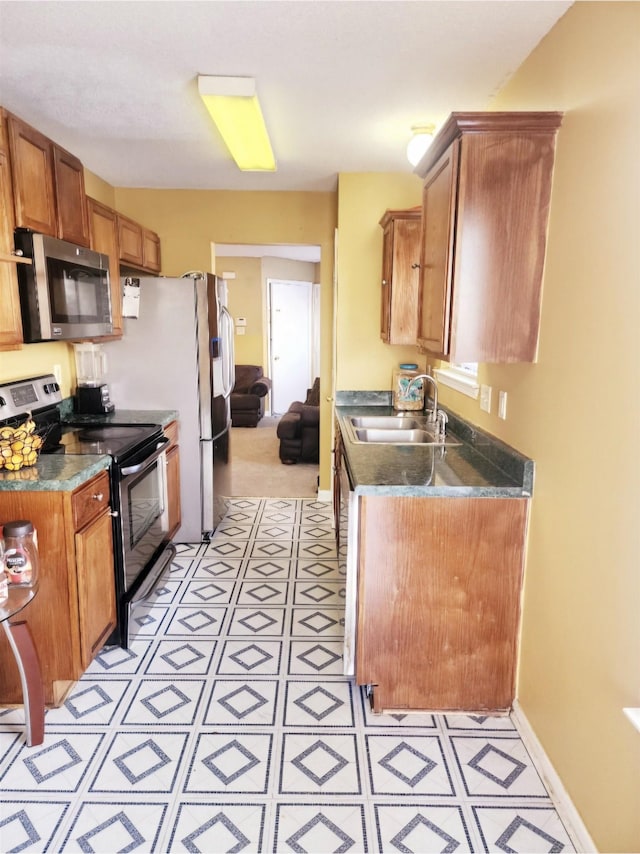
[92, 492, 104, 501]
[411, 263, 421, 269]
[382, 279, 388, 285]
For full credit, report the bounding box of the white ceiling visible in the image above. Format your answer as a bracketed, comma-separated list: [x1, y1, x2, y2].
[0, 0, 573, 192]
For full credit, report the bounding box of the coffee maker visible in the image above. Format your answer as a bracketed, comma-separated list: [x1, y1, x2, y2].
[74, 343, 115, 414]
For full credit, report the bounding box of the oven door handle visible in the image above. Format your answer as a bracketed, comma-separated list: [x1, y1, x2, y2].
[120, 437, 169, 476]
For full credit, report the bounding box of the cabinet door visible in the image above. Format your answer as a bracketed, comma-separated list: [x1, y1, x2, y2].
[142, 228, 161, 273]
[117, 215, 144, 267]
[53, 144, 90, 246]
[88, 197, 123, 338]
[7, 114, 57, 236]
[417, 141, 459, 357]
[0, 146, 24, 349]
[75, 509, 116, 670]
[388, 216, 421, 344]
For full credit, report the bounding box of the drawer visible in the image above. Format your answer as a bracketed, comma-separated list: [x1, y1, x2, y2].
[72, 471, 110, 531]
[164, 420, 179, 450]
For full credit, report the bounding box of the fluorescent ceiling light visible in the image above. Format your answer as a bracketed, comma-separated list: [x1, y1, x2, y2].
[198, 75, 276, 172]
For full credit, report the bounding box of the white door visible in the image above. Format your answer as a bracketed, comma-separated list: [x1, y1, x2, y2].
[269, 279, 313, 414]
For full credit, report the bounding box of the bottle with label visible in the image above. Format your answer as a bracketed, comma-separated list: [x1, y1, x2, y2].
[392, 363, 425, 411]
[2, 520, 39, 588]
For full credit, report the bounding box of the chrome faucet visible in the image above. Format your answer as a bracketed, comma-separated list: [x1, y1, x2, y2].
[406, 374, 439, 422]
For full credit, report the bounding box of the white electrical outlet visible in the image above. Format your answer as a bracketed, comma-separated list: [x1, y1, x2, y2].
[53, 364, 62, 386]
[498, 390, 508, 420]
[480, 384, 492, 413]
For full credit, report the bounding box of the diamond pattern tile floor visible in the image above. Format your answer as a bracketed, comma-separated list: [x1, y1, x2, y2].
[0, 498, 578, 852]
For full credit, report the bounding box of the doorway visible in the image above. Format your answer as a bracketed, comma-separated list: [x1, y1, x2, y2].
[268, 279, 313, 415]
[214, 243, 321, 499]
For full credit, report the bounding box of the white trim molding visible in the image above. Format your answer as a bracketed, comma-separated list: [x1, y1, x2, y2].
[433, 367, 480, 399]
[317, 488, 332, 503]
[511, 700, 597, 852]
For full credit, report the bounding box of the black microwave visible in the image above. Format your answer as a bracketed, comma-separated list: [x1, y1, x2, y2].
[15, 229, 113, 343]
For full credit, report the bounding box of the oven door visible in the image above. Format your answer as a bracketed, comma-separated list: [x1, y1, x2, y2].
[118, 438, 170, 592]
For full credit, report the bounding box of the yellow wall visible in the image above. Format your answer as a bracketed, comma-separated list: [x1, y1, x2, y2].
[0, 343, 75, 397]
[436, 4, 639, 849]
[336, 173, 423, 390]
[218, 256, 264, 366]
[113, 188, 337, 488]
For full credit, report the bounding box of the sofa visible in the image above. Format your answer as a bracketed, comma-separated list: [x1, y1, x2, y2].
[276, 378, 320, 464]
[230, 365, 272, 427]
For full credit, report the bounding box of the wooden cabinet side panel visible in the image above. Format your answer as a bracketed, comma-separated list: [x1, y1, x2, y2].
[356, 496, 528, 711]
[0, 146, 23, 349]
[7, 114, 57, 235]
[53, 145, 90, 246]
[88, 197, 123, 338]
[166, 444, 181, 539]
[75, 510, 116, 670]
[452, 132, 557, 362]
[417, 142, 459, 356]
[0, 491, 81, 704]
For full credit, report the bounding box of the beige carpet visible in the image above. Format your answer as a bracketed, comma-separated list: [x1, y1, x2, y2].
[226, 416, 319, 498]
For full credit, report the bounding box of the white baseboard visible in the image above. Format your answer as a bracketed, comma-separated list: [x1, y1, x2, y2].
[511, 700, 597, 852]
[316, 489, 332, 503]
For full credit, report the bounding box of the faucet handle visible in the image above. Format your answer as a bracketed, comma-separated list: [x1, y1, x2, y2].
[435, 409, 448, 440]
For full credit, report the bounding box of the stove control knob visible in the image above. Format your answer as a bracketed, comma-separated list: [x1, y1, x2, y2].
[0, 396, 6, 408]
[43, 382, 60, 394]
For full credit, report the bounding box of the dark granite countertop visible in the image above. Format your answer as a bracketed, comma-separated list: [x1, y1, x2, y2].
[60, 403, 179, 428]
[0, 454, 110, 492]
[336, 394, 534, 498]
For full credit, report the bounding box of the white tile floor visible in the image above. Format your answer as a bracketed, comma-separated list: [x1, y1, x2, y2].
[0, 498, 578, 853]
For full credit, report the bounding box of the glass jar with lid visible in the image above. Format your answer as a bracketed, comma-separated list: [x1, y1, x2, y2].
[2, 520, 39, 588]
[392, 363, 424, 411]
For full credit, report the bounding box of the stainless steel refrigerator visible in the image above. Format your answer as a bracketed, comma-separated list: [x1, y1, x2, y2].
[102, 273, 234, 541]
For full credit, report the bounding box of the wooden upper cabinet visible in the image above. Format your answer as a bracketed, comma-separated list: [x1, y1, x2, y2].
[415, 112, 563, 363]
[142, 227, 161, 273]
[88, 197, 123, 338]
[117, 214, 144, 268]
[7, 112, 90, 246]
[7, 112, 57, 236]
[53, 144, 90, 246]
[379, 207, 421, 345]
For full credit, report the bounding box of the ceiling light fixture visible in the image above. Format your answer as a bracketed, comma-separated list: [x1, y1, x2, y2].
[406, 124, 436, 167]
[197, 75, 276, 172]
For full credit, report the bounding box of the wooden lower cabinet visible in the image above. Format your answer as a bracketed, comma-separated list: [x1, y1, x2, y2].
[0, 471, 116, 706]
[164, 420, 181, 539]
[354, 494, 528, 713]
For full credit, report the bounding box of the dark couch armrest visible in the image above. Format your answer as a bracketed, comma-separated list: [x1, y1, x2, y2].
[276, 410, 301, 439]
[249, 376, 271, 397]
[298, 403, 320, 427]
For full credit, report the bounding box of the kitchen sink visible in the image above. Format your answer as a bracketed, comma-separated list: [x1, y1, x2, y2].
[349, 416, 426, 430]
[344, 417, 462, 446]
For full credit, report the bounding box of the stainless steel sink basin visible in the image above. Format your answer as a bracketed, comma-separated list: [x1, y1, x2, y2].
[349, 416, 425, 430]
[345, 417, 462, 446]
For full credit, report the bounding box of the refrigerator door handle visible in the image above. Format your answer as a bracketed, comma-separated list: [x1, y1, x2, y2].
[220, 305, 235, 398]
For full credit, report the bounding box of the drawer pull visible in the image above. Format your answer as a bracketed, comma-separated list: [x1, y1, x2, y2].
[92, 493, 104, 501]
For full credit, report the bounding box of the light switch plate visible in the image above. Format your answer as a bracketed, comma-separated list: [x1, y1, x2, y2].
[498, 390, 508, 419]
[480, 384, 492, 413]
